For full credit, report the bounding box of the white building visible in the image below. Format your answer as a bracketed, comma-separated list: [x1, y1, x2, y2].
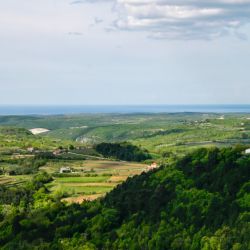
[245, 149, 250, 154]
[145, 162, 158, 172]
[60, 167, 71, 173]
[27, 147, 34, 153]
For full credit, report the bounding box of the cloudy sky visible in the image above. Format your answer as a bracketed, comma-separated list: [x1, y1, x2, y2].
[1, 0, 250, 105]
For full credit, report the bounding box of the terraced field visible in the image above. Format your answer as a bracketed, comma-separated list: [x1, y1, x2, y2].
[44, 160, 146, 203]
[0, 159, 146, 204]
[0, 175, 32, 187]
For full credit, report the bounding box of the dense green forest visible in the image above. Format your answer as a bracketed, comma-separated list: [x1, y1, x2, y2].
[95, 142, 151, 162]
[0, 146, 249, 249]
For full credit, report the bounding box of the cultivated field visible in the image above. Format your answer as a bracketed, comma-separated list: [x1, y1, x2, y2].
[43, 160, 146, 203]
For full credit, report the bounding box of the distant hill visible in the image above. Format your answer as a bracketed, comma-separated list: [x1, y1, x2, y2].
[0, 127, 32, 136]
[0, 113, 250, 157]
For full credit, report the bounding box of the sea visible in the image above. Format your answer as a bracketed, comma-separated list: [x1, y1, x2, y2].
[0, 105, 250, 115]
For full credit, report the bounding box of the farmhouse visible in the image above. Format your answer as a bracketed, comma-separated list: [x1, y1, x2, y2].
[146, 162, 159, 172]
[60, 167, 71, 173]
[245, 149, 250, 154]
[53, 149, 63, 156]
[27, 147, 35, 153]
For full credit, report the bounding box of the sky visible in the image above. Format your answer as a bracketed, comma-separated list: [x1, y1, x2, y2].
[1, 0, 250, 105]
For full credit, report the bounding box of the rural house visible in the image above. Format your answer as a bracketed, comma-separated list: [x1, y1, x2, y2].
[145, 162, 158, 172]
[60, 167, 71, 173]
[245, 148, 250, 154]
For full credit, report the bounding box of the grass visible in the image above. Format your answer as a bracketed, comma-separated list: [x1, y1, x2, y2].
[54, 176, 109, 183]
[50, 184, 114, 195]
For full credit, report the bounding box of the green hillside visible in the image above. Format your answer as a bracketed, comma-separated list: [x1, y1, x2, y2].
[0, 147, 249, 249]
[1, 113, 250, 157]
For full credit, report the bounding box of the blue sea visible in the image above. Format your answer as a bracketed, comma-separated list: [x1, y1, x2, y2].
[0, 105, 250, 115]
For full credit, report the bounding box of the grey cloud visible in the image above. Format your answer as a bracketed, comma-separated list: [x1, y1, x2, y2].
[112, 0, 250, 40]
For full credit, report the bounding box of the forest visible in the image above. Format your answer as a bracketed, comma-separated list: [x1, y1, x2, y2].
[95, 142, 151, 162]
[0, 146, 249, 249]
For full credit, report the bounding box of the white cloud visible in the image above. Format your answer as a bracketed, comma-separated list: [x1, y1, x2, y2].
[111, 0, 250, 39]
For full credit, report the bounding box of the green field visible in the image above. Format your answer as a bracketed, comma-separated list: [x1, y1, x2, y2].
[45, 160, 146, 201]
[54, 176, 109, 183]
[49, 184, 114, 195]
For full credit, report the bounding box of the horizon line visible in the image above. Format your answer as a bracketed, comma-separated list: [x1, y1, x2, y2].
[1, 104, 250, 106]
